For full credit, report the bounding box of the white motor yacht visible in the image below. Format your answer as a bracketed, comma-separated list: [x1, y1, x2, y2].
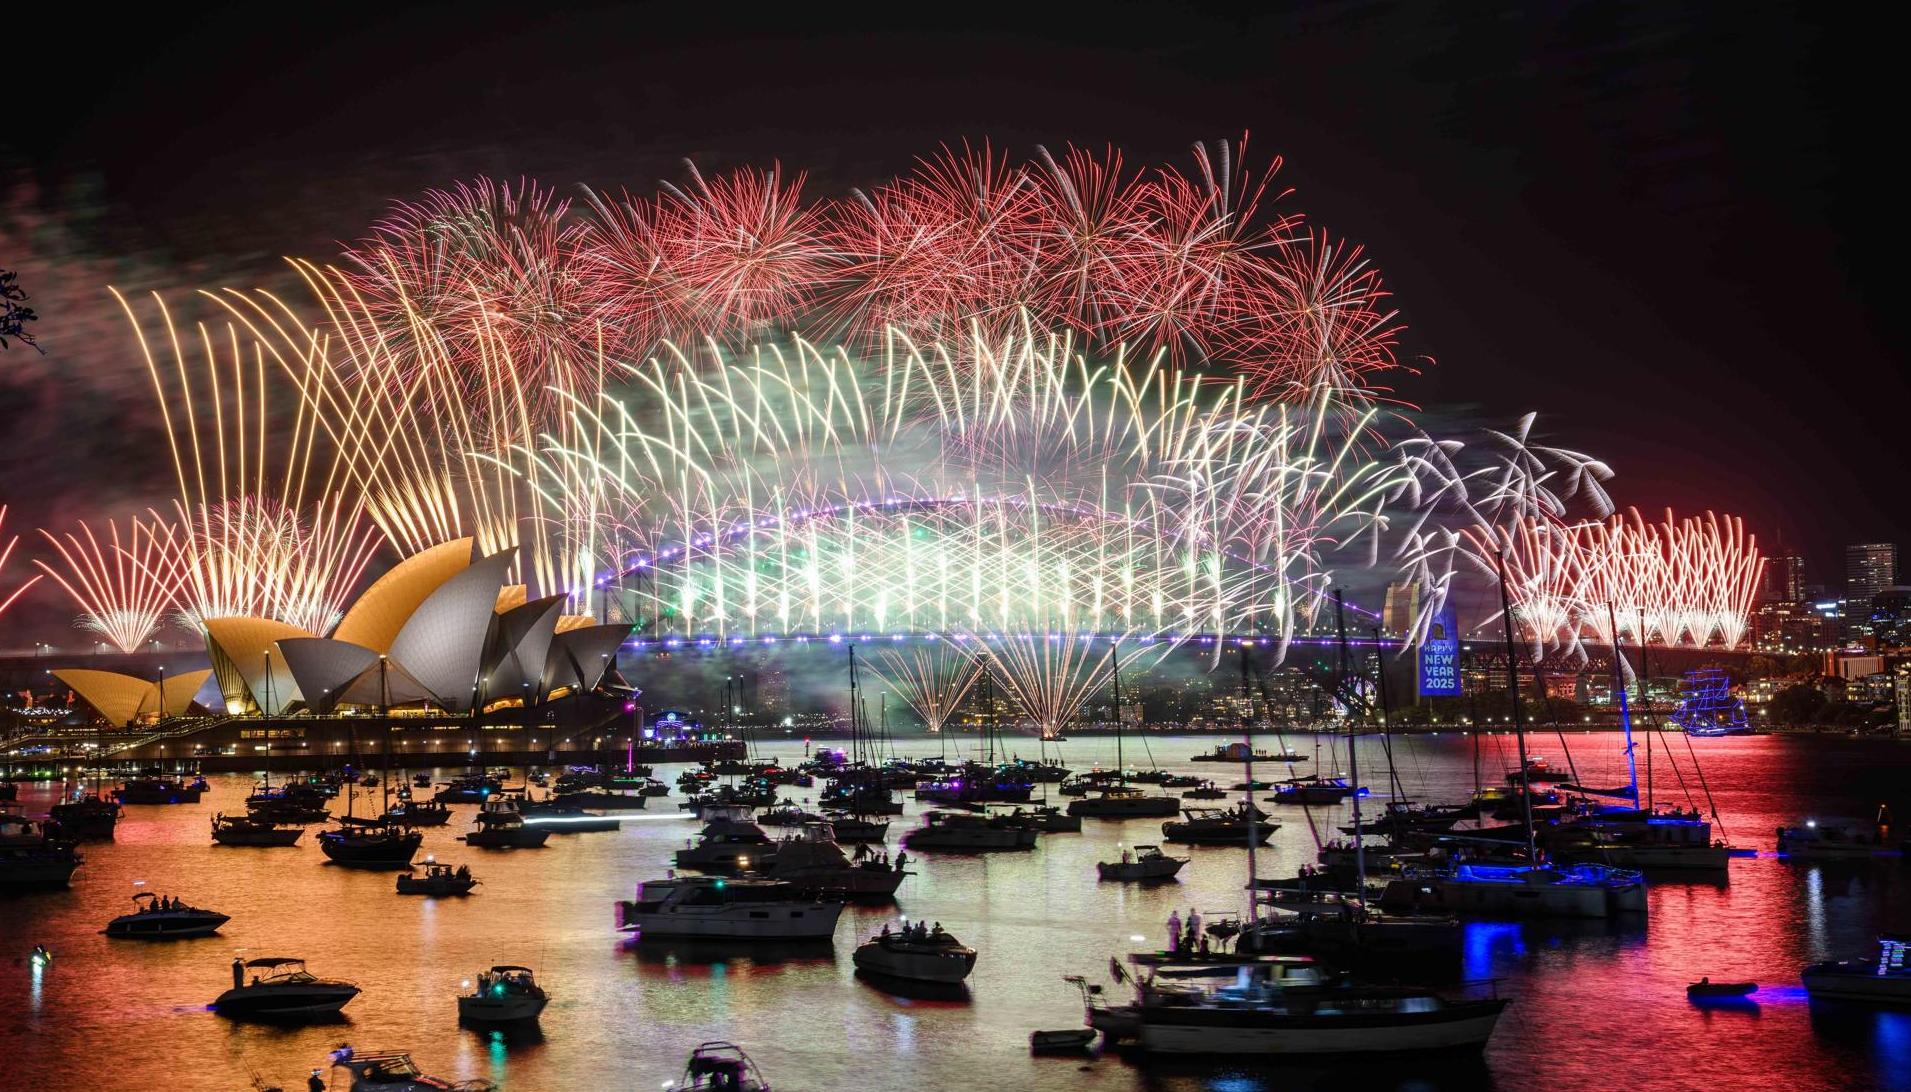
[1803, 934, 1911, 1004]
[616, 876, 845, 940]
[102, 891, 229, 939]
[325, 1048, 496, 1091]
[213, 957, 360, 1020]
[901, 809, 1039, 852]
[457, 965, 549, 1024]
[1097, 845, 1188, 882]
[852, 923, 977, 983]
[675, 806, 780, 874]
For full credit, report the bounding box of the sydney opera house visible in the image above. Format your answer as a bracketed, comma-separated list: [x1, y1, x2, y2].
[36, 539, 648, 768]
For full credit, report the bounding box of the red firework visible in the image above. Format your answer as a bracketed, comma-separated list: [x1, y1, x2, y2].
[829, 141, 1043, 346]
[1242, 231, 1406, 399]
[579, 162, 835, 355]
[348, 177, 596, 414]
[344, 136, 1410, 402]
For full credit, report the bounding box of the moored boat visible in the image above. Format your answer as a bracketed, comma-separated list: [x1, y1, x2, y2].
[213, 956, 360, 1020]
[211, 812, 304, 847]
[1097, 844, 1188, 882]
[0, 809, 83, 889]
[102, 891, 229, 939]
[1803, 934, 1911, 1005]
[114, 776, 207, 805]
[397, 860, 480, 896]
[1066, 786, 1181, 819]
[902, 809, 1039, 852]
[1161, 803, 1276, 846]
[325, 1048, 493, 1091]
[319, 821, 424, 869]
[1085, 952, 1509, 1055]
[49, 792, 120, 839]
[457, 965, 549, 1024]
[853, 921, 977, 983]
[461, 801, 551, 848]
[676, 805, 780, 873]
[677, 1042, 770, 1092]
[1777, 817, 1903, 860]
[616, 875, 845, 940]
[1379, 860, 1647, 919]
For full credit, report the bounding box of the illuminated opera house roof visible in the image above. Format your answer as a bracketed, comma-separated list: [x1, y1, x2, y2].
[51, 667, 215, 727]
[60, 538, 630, 725]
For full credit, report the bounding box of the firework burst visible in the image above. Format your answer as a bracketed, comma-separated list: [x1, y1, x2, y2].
[113, 290, 380, 632]
[870, 642, 983, 734]
[33, 514, 184, 652]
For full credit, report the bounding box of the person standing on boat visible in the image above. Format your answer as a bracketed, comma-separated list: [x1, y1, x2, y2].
[1167, 909, 1183, 952]
[231, 958, 244, 991]
[1187, 908, 1203, 952]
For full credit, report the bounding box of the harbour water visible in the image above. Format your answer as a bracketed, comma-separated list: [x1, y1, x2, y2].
[3, 732, 1909, 1091]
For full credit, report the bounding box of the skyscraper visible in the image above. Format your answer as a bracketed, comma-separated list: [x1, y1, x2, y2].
[1763, 547, 1806, 603]
[1844, 543, 1897, 637]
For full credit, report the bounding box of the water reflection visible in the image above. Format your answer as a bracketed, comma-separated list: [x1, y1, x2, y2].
[3, 733, 1907, 1090]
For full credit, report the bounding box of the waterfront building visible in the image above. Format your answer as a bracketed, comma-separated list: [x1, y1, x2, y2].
[1844, 543, 1897, 638]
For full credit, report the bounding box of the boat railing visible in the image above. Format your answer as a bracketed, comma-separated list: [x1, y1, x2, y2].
[1446, 977, 1508, 1002]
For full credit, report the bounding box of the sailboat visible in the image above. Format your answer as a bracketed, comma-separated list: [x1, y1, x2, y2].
[1066, 644, 1178, 819]
[1081, 603, 1505, 1055]
[1377, 560, 1646, 918]
[318, 657, 423, 869]
[821, 647, 905, 815]
[50, 719, 119, 839]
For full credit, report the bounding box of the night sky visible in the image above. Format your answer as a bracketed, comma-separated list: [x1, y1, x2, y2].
[3, 1, 1900, 636]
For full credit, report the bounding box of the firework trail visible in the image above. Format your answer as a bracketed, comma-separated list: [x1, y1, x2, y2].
[509, 326, 1400, 661]
[112, 290, 380, 632]
[869, 642, 983, 734]
[33, 514, 185, 652]
[1392, 412, 1618, 651]
[209, 266, 570, 602]
[0, 504, 44, 619]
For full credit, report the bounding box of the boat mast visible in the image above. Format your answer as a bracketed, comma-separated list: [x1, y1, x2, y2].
[1493, 551, 1539, 861]
[1608, 604, 1640, 806]
[1373, 626, 1404, 802]
[1238, 642, 1259, 933]
[1110, 642, 1123, 784]
[1335, 592, 1366, 902]
[1638, 608, 1653, 812]
[847, 645, 861, 767]
[380, 655, 391, 818]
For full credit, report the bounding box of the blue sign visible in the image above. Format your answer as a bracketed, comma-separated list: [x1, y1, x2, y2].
[1418, 608, 1461, 697]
